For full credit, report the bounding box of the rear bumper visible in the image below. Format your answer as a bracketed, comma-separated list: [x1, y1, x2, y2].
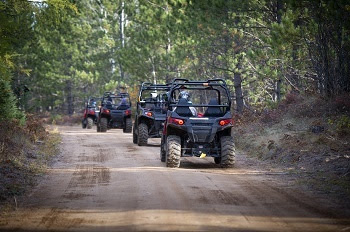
[149, 119, 165, 138]
[109, 111, 127, 128]
[182, 146, 220, 157]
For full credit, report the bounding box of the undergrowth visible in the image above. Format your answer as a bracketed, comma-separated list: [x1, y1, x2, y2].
[233, 92, 350, 205]
[0, 115, 61, 208]
[38, 112, 82, 125]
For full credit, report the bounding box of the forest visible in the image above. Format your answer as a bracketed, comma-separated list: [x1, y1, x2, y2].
[0, 0, 349, 121]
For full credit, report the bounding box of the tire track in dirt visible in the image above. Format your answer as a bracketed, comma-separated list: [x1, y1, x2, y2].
[0, 125, 349, 232]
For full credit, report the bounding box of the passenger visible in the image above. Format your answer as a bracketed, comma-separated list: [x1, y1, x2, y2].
[145, 93, 157, 110]
[117, 97, 129, 110]
[89, 98, 96, 107]
[174, 90, 197, 117]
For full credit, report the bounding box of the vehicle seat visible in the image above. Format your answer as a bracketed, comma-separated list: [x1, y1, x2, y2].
[117, 103, 129, 110]
[144, 97, 156, 110]
[106, 101, 113, 109]
[117, 98, 129, 110]
[175, 98, 193, 117]
[204, 98, 222, 117]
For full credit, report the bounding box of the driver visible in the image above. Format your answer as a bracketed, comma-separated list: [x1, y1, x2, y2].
[178, 90, 197, 116]
[150, 92, 158, 101]
[89, 98, 97, 110]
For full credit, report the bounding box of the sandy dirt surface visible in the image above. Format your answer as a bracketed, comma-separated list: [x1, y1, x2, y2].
[0, 125, 349, 231]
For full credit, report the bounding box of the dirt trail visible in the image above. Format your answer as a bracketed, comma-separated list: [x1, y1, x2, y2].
[0, 125, 349, 231]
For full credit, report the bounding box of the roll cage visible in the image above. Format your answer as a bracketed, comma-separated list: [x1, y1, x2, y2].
[138, 82, 170, 103]
[101, 92, 131, 108]
[167, 78, 231, 114]
[86, 97, 100, 108]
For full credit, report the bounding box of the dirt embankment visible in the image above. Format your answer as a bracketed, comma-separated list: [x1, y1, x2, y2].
[0, 116, 61, 207]
[0, 95, 349, 231]
[0, 126, 349, 231]
[233, 93, 350, 209]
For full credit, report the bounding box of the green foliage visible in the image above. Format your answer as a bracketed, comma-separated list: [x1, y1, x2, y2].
[328, 115, 350, 135]
[1, 0, 349, 116]
[50, 114, 62, 125]
[0, 79, 25, 123]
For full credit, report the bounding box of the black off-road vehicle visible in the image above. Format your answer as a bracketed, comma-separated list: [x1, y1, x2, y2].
[160, 79, 235, 168]
[97, 91, 132, 133]
[82, 97, 100, 129]
[133, 82, 170, 146]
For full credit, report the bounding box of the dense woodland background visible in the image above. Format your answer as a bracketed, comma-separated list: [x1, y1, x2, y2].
[1, 0, 349, 121]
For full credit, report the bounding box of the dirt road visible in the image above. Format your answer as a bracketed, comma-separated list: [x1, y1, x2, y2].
[0, 125, 349, 231]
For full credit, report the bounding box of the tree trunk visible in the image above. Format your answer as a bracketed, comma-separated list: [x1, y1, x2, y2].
[275, 0, 283, 101]
[276, 0, 283, 24]
[165, 3, 171, 83]
[118, 1, 125, 82]
[234, 62, 244, 114]
[66, 80, 74, 115]
[275, 79, 281, 101]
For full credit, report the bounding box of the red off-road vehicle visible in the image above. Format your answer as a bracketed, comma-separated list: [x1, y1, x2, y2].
[82, 97, 100, 129]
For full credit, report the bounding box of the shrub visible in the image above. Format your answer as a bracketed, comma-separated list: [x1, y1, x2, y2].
[260, 109, 281, 124]
[334, 94, 350, 113]
[328, 115, 350, 136]
[283, 92, 301, 105]
[50, 114, 62, 125]
[25, 114, 48, 142]
[0, 79, 25, 123]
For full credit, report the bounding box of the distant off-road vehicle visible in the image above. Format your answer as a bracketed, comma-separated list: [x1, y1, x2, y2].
[97, 91, 132, 133]
[160, 78, 235, 168]
[82, 97, 100, 129]
[133, 82, 170, 146]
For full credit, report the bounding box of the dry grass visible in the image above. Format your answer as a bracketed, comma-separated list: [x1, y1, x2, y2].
[0, 116, 61, 209]
[37, 113, 82, 126]
[233, 93, 350, 205]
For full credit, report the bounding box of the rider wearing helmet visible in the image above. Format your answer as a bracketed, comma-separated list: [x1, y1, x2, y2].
[177, 90, 197, 116]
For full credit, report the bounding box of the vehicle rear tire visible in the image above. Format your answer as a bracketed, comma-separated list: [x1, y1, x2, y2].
[123, 117, 132, 133]
[87, 117, 93, 129]
[100, 118, 108, 132]
[82, 119, 87, 129]
[214, 157, 221, 164]
[160, 137, 166, 162]
[137, 123, 148, 146]
[220, 136, 235, 168]
[166, 135, 181, 168]
[97, 124, 101, 132]
[132, 124, 137, 144]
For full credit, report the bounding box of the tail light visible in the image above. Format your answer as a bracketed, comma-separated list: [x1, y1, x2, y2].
[219, 118, 233, 126]
[168, 117, 184, 125]
[89, 109, 95, 115]
[145, 111, 153, 117]
[103, 108, 110, 114]
[125, 109, 131, 116]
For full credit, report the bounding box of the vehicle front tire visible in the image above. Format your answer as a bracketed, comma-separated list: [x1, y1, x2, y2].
[87, 117, 93, 129]
[132, 124, 138, 144]
[220, 136, 235, 168]
[160, 137, 166, 162]
[166, 135, 181, 168]
[137, 123, 148, 146]
[100, 118, 108, 132]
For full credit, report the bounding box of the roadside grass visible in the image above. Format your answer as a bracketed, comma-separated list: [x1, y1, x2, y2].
[233, 93, 350, 206]
[0, 117, 61, 212]
[37, 112, 82, 126]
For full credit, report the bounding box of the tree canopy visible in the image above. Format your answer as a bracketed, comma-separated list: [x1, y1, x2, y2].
[1, 0, 349, 119]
